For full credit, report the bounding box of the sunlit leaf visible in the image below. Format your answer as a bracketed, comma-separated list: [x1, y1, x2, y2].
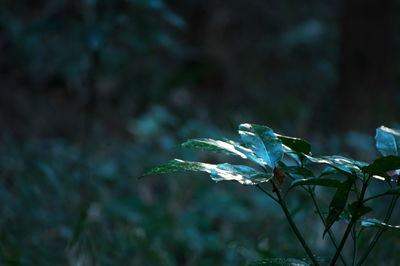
[144, 159, 273, 185]
[305, 155, 367, 176]
[361, 218, 400, 230]
[181, 138, 242, 156]
[281, 145, 301, 164]
[238, 123, 283, 167]
[290, 178, 342, 190]
[362, 155, 400, 175]
[181, 138, 265, 167]
[375, 126, 400, 156]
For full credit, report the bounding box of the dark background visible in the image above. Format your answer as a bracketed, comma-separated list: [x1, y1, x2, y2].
[1, 0, 400, 265]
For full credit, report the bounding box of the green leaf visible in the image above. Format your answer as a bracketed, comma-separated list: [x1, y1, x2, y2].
[238, 123, 283, 168]
[249, 258, 310, 266]
[324, 179, 353, 236]
[362, 155, 400, 175]
[181, 138, 265, 167]
[280, 166, 314, 177]
[375, 126, 400, 156]
[181, 138, 242, 156]
[319, 166, 342, 177]
[361, 218, 400, 230]
[348, 202, 372, 220]
[305, 155, 367, 176]
[143, 159, 273, 185]
[290, 178, 342, 190]
[363, 187, 400, 202]
[276, 134, 311, 154]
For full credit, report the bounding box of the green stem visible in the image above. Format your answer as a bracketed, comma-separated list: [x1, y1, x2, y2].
[351, 227, 357, 266]
[278, 161, 344, 264]
[309, 188, 347, 266]
[256, 184, 278, 203]
[273, 182, 319, 265]
[356, 195, 399, 266]
[330, 219, 355, 266]
[330, 179, 368, 266]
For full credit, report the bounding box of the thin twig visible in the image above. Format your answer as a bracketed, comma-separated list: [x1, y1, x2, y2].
[351, 226, 357, 266]
[272, 182, 319, 265]
[356, 195, 399, 265]
[256, 184, 278, 203]
[279, 160, 347, 265]
[330, 178, 369, 266]
[309, 188, 347, 266]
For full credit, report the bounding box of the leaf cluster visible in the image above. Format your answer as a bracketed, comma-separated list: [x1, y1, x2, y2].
[145, 124, 400, 265]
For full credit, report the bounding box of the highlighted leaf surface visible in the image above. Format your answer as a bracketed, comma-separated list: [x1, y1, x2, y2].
[144, 159, 273, 185]
[375, 126, 400, 156]
[238, 123, 283, 167]
[181, 138, 264, 167]
[361, 218, 400, 230]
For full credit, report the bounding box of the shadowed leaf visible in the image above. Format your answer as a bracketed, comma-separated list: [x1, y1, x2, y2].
[276, 134, 311, 154]
[348, 202, 372, 220]
[290, 178, 342, 190]
[362, 155, 400, 175]
[280, 166, 314, 177]
[324, 179, 353, 236]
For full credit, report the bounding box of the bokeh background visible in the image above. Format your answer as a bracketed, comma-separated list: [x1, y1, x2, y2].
[1, 0, 400, 265]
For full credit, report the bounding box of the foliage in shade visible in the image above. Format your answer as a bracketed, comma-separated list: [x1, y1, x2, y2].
[276, 134, 312, 154]
[323, 179, 353, 236]
[279, 166, 314, 178]
[348, 202, 372, 220]
[289, 178, 342, 190]
[363, 187, 400, 202]
[362, 155, 400, 175]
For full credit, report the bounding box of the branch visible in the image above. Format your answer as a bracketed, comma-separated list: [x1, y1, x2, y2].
[356, 195, 399, 265]
[273, 182, 319, 265]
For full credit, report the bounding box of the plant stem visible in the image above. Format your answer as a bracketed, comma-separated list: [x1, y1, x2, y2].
[351, 227, 357, 266]
[256, 184, 278, 203]
[278, 161, 345, 264]
[330, 180, 368, 266]
[356, 195, 399, 266]
[309, 188, 347, 266]
[272, 182, 319, 265]
[330, 219, 355, 266]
